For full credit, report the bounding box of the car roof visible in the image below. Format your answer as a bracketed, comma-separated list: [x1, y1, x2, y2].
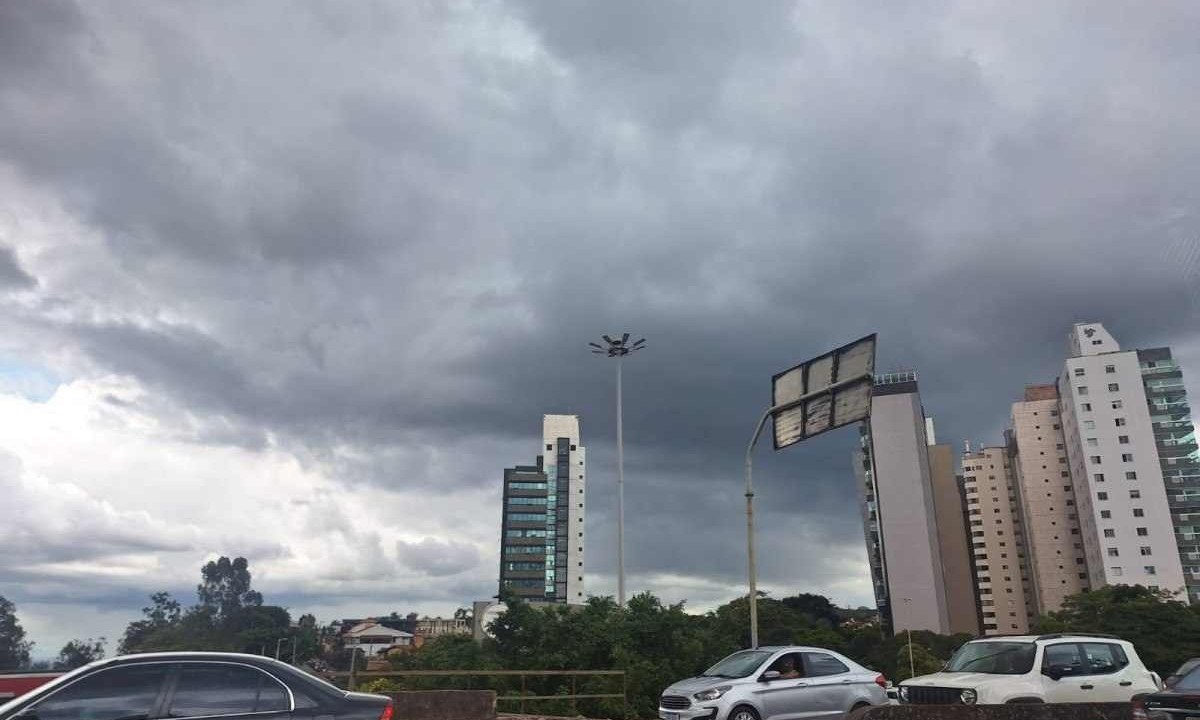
[84, 652, 295, 671]
[970, 634, 1127, 644]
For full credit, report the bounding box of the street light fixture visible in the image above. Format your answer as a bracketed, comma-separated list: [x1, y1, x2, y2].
[589, 333, 646, 607]
[743, 334, 877, 648]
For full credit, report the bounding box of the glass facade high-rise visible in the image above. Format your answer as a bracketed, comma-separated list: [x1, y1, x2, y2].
[498, 415, 585, 604]
[1138, 348, 1200, 602]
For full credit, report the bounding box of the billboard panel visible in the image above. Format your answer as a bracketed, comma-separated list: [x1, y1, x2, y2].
[771, 333, 877, 450]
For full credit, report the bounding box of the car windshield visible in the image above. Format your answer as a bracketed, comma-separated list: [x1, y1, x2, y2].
[703, 651, 773, 679]
[945, 642, 1036, 674]
[1175, 666, 1200, 692]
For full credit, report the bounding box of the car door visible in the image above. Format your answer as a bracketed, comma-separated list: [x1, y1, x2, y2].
[12, 663, 171, 720]
[756, 653, 813, 720]
[162, 662, 292, 720]
[1041, 643, 1089, 703]
[800, 653, 856, 719]
[1077, 643, 1136, 701]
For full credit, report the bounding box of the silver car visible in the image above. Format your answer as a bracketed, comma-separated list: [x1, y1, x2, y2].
[659, 646, 887, 720]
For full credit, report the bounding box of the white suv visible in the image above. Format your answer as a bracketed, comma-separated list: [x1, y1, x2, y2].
[900, 634, 1161, 705]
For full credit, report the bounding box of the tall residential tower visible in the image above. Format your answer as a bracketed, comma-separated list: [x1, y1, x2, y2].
[499, 415, 586, 604]
[1059, 324, 1186, 596]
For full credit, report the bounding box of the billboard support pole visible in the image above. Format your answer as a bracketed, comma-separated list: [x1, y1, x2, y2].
[744, 406, 775, 650]
[745, 368, 876, 650]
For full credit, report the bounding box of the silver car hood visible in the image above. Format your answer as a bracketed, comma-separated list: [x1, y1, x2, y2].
[663, 676, 737, 696]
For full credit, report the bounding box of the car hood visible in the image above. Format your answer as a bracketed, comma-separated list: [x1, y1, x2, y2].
[902, 672, 1022, 688]
[663, 676, 738, 696]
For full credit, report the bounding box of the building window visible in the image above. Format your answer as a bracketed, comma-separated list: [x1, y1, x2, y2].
[1108, 383, 1120, 392]
[1098, 492, 1109, 500]
[1082, 403, 1092, 412]
[1130, 489, 1141, 499]
[1145, 566, 1157, 575]
[1133, 508, 1145, 518]
[1090, 455, 1102, 464]
[1084, 421, 1096, 430]
[1051, 410, 1059, 417]
[1104, 529, 1115, 538]
[1101, 510, 1112, 519]
[1087, 438, 1099, 447]
[1115, 418, 1127, 427]
[1105, 364, 1116, 374]
[1140, 546, 1153, 556]
[1126, 471, 1137, 480]
[1094, 473, 1105, 482]
[1122, 453, 1134, 462]
[1119, 435, 1130, 444]
[1078, 386, 1090, 395]
[1075, 368, 1086, 377]
[1107, 548, 1120, 557]
[1136, 527, 1148, 537]
[1112, 567, 1123, 577]
[1112, 400, 1123, 409]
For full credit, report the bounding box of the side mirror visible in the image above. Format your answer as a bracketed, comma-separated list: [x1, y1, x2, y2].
[761, 670, 781, 682]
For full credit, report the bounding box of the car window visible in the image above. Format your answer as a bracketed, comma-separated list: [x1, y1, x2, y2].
[804, 653, 850, 677]
[946, 642, 1036, 674]
[1078, 643, 1126, 675]
[1043, 644, 1085, 677]
[30, 664, 169, 720]
[702, 650, 774, 679]
[766, 653, 805, 679]
[168, 663, 289, 717]
[1174, 666, 1200, 692]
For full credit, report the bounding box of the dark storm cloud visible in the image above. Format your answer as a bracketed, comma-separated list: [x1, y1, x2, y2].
[0, 246, 34, 288]
[1, 0, 1199, 624]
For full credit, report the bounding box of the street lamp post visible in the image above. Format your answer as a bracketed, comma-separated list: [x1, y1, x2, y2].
[275, 637, 289, 661]
[590, 333, 646, 607]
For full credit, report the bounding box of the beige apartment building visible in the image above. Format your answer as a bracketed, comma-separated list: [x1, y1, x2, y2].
[1009, 384, 1089, 614]
[963, 446, 1033, 634]
[928, 440, 982, 636]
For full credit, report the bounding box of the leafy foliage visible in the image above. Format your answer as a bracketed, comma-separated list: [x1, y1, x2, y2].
[54, 638, 106, 670]
[0, 595, 33, 670]
[120, 557, 290, 656]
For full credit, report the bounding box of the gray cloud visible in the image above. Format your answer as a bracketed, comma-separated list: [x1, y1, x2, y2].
[1, 0, 1199, 651]
[0, 246, 34, 289]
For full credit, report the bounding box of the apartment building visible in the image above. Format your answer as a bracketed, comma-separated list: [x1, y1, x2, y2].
[1009, 384, 1089, 614]
[963, 445, 1033, 634]
[1059, 324, 1185, 595]
[1138, 347, 1200, 601]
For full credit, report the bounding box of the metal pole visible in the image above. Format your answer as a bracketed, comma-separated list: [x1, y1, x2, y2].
[617, 354, 626, 607]
[744, 407, 774, 650]
[291, 637, 298, 665]
[275, 638, 285, 660]
[908, 628, 915, 679]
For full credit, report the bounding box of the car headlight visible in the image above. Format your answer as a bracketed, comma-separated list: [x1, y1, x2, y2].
[694, 686, 732, 701]
[960, 689, 977, 705]
[899, 686, 909, 702]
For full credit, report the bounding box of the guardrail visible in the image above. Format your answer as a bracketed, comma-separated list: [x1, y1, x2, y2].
[324, 669, 626, 715]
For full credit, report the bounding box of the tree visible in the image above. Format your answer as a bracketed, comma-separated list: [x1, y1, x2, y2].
[894, 641, 944, 681]
[0, 595, 33, 670]
[55, 638, 106, 670]
[198, 556, 263, 622]
[120, 592, 183, 654]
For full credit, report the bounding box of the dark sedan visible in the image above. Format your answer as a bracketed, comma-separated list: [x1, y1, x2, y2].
[1134, 662, 1200, 720]
[0, 652, 391, 720]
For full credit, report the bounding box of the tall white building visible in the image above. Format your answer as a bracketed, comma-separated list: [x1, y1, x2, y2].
[542, 414, 587, 603]
[854, 372, 952, 634]
[1059, 323, 1186, 596]
[499, 414, 586, 604]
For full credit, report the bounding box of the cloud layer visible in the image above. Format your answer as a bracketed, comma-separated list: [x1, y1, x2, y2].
[1, 0, 1198, 654]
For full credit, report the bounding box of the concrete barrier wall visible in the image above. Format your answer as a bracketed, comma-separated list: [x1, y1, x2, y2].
[386, 690, 497, 720]
[863, 704, 1132, 720]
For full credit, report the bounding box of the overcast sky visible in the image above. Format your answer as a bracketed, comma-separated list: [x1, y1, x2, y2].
[2, 0, 1199, 658]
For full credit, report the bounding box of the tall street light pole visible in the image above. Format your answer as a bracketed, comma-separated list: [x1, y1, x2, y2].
[590, 333, 645, 607]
